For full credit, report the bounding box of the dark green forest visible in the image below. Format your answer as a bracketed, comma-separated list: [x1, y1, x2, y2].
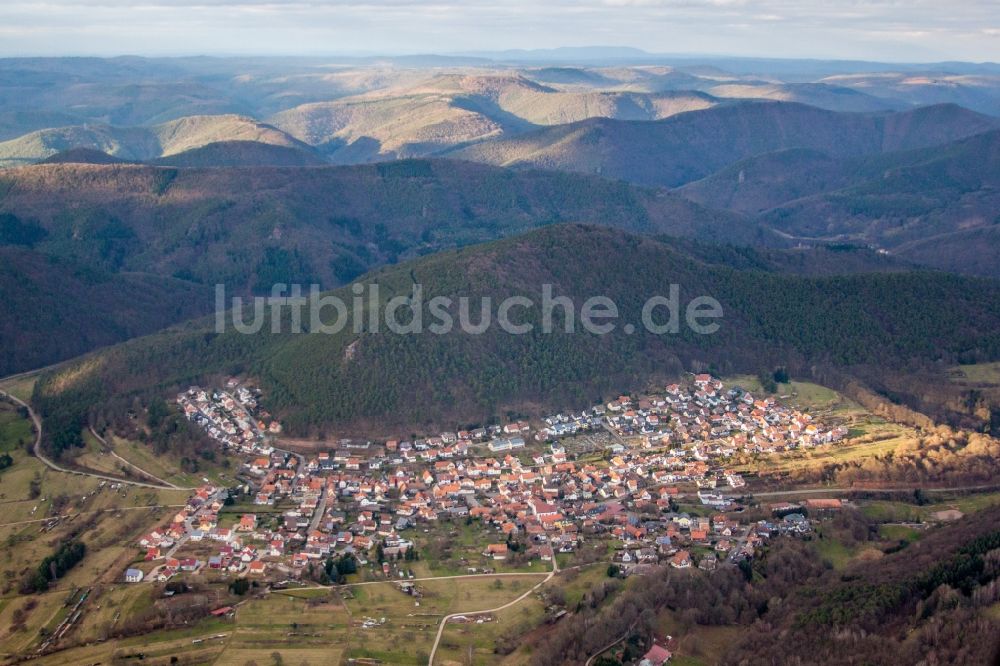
[32, 224, 1000, 451]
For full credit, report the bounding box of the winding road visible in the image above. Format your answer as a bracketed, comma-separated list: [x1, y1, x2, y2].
[88, 425, 188, 489]
[0, 377, 183, 491]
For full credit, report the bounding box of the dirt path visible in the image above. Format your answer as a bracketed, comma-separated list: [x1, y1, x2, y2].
[88, 425, 189, 489]
[0, 384, 182, 491]
[427, 556, 559, 665]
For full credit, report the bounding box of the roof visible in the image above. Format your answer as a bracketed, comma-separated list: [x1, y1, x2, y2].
[643, 643, 672, 664]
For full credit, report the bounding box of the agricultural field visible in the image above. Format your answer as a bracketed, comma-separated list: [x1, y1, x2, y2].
[14, 571, 558, 665]
[0, 401, 32, 456]
[860, 491, 1000, 523]
[731, 422, 917, 476]
[106, 433, 232, 488]
[949, 362, 1000, 386]
[653, 607, 746, 666]
[715, 375, 920, 480]
[408, 521, 554, 577]
[0, 407, 189, 660]
[722, 374, 861, 415]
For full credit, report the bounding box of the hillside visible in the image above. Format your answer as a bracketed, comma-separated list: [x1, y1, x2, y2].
[0, 160, 744, 289]
[152, 140, 326, 167]
[0, 160, 746, 375]
[722, 505, 1000, 665]
[750, 129, 1000, 276]
[677, 148, 854, 214]
[39, 147, 131, 165]
[269, 73, 718, 163]
[452, 101, 999, 187]
[0, 246, 211, 376]
[705, 81, 899, 112]
[0, 114, 311, 166]
[821, 71, 1000, 115]
[2, 57, 998, 145]
[32, 224, 1000, 445]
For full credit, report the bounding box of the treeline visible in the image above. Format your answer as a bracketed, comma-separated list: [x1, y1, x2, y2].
[526, 539, 826, 665]
[31, 224, 1000, 438]
[20, 540, 85, 593]
[779, 426, 1000, 488]
[724, 506, 1000, 665]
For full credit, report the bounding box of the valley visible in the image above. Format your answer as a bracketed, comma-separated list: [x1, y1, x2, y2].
[3, 360, 1000, 666]
[2, 46, 1000, 666]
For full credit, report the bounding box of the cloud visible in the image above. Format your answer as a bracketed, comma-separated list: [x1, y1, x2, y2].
[0, 0, 996, 60]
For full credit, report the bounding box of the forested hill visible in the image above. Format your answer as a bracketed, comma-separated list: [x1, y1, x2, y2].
[722, 505, 1000, 665]
[33, 224, 1000, 446]
[452, 101, 999, 187]
[0, 246, 212, 375]
[0, 159, 743, 376]
[0, 159, 746, 290]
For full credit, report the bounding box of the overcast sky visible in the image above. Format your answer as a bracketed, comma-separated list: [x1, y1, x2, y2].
[1, 0, 998, 62]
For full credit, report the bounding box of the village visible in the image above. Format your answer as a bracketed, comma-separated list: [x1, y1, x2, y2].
[135, 374, 850, 589]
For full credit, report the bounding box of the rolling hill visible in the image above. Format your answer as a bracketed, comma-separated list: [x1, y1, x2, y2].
[0, 245, 211, 376]
[151, 140, 327, 167]
[32, 224, 1000, 443]
[0, 159, 747, 375]
[269, 73, 718, 163]
[820, 71, 1000, 116]
[704, 81, 899, 112]
[675, 129, 1000, 277]
[452, 101, 1000, 188]
[0, 114, 314, 166]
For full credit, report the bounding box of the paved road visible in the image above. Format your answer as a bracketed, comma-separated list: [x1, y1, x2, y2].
[0, 384, 181, 491]
[427, 555, 560, 665]
[725, 483, 1000, 500]
[308, 485, 328, 533]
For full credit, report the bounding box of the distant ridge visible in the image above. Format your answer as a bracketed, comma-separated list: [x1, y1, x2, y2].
[39, 147, 130, 165]
[0, 114, 310, 166]
[152, 140, 326, 167]
[452, 101, 1000, 188]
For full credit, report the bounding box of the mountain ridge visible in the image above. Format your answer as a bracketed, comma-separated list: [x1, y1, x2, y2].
[451, 101, 1000, 187]
[31, 224, 1000, 444]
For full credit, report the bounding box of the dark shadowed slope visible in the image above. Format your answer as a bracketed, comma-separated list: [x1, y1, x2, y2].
[0, 246, 211, 376]
[151, 140, 326, 167]
[452, 102, 999, 188]
[0, 160, 745, 375]
[32, 224, 1000, 442]
[753, 129, 1000, 277]
[0, 159, 747, 291]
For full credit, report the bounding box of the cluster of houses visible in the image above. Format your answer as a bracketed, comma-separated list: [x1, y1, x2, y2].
[140, 375, 850, 585]
[134, 485, 270, 581]
[176, 383, 281, 455]
[604, 374, 848, 453]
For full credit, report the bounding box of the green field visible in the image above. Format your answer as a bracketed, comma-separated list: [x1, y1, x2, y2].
[950, 362, 1000, 385]
[723, 374, 856, 413]
[105, 433, 231, 488]
[0, 374, 39, 404]
[861, 491, 1000, 523]
[0, 401, 32, 455]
